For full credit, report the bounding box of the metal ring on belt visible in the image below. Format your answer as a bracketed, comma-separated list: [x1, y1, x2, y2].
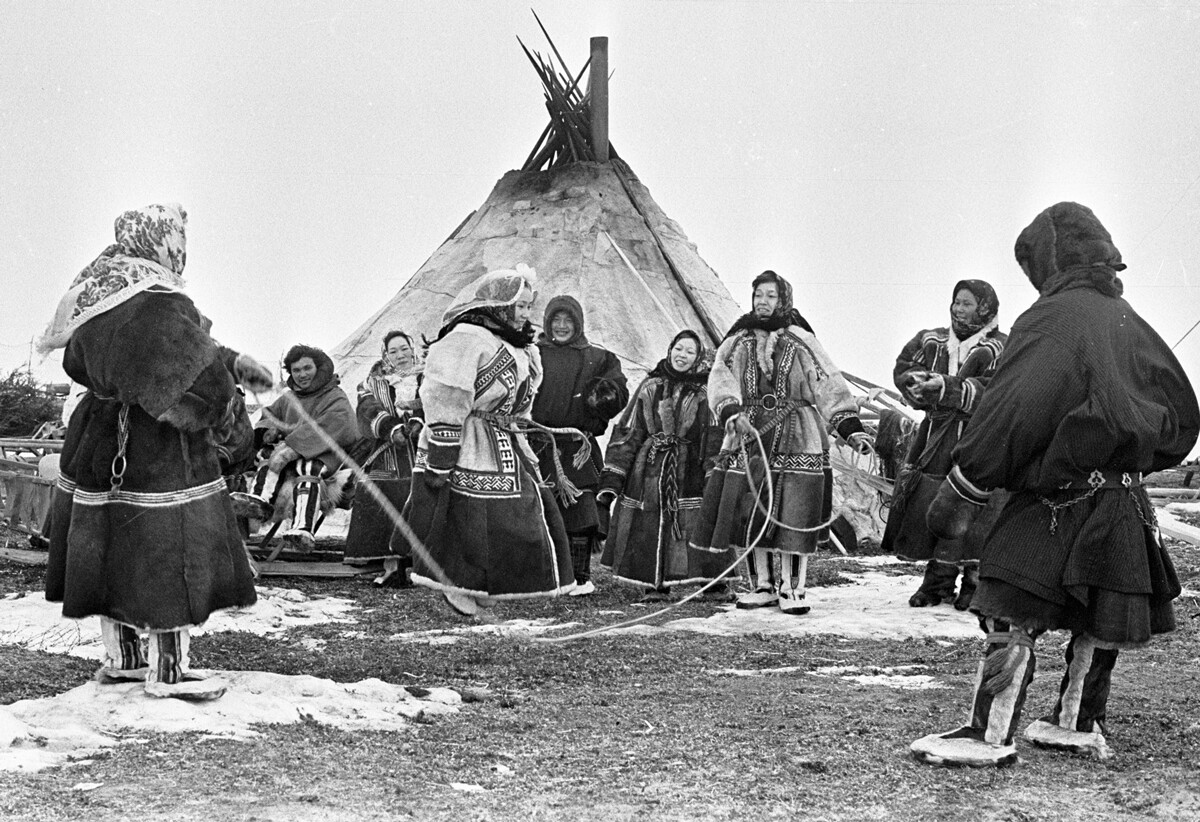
[746, 393, 779, 411]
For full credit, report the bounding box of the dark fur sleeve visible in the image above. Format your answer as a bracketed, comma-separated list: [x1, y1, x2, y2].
[68, 292, 235, 429]
[584, 350, 630, 426]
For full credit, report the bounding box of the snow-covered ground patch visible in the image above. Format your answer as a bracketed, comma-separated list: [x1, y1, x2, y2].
[707, 662, 949, 690]
[810, 664, 949, 690]
[388, 617, 582, 645]
[0, 586, 359, 659]
[617, 557, 981, 641]
[0, 671, 459, 773]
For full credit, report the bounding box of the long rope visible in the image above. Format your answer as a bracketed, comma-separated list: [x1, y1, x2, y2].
[535, 425, 847, 644]
[1172, 317, 1200, 351]
[254, 392, 455, 590]
[255, 394, 863, 644]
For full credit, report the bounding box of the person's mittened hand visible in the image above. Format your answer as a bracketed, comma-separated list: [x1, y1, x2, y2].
[424, 469, 450, 491]
[910, 374, 946, 407]
[926, 470, 987, 541]
[901, 370, 930, 405]
[234, 354, 275, 392]
[267, 443, 298, 472]
[727, 413, 755, 439]
[847, 432, 875, 455]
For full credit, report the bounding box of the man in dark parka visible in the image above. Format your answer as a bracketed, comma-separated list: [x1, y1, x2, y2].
[532, 295, 629, 595]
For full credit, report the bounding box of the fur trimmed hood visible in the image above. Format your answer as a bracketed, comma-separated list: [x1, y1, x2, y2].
[538, 294, 588, 348]
[1015, 202, 1126, 298]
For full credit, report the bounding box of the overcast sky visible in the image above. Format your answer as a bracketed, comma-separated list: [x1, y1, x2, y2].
[2, 1, 1197, 413]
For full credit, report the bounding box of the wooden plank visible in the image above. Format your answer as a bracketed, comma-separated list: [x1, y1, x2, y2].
[253, 561, 371, 578]
[1147, 488, 1200, 499]
[1, 459, 40, 474]
[0, 547, 49, 565]
[589, 36, 609, 162]
[1158, 510, 1200, 547]
[0, 439, 65, 452]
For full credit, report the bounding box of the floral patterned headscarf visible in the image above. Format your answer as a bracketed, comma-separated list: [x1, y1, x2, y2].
[38, 203, 188, 353]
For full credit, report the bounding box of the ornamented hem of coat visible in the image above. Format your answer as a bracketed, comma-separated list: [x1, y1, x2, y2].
[410, 573, 577, 600]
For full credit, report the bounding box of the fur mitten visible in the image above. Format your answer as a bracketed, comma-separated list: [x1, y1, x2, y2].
[586, 377, 626, 420]
[926, 468, 988, 541]
[235, 354, 275, 392]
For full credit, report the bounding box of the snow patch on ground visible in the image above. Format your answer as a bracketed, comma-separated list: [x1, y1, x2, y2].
[619, 560, 981, 641]
[0, 671, 459, 773]
[707, 663, 949, 690]
[387, 618, 582, 645]
[0, 586, 359, 659]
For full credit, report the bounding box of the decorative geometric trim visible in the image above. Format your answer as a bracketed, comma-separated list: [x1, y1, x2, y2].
[72, 477, 228, 508]
[829, 410, 856, 430]
[449, 468, 519, 496]
[713, 397, 739, 426]
[428, 424, 461, 444]
[494, 429, 516, 475]
[475, 348, 517, 399]
[775, 338, 797, 386]
[738, 336, 758, 398]
[727, 450, 829, 473]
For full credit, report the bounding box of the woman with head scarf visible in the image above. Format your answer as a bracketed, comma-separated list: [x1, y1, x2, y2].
[597, 330, 729, 601]
[397, 265, 575, 615]
[912, 202, 1198, 767]
[40, 203, 274, 701]
[882, 279, 1008, 611]
[343, 330, 423, 586]
[690, 270, 873, 615]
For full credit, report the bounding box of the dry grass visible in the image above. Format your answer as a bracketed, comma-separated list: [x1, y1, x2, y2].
[1, 525, 1198, 821]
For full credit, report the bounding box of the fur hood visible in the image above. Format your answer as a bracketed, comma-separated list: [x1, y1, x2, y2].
[1015, 202, 1126, 298]
[538, 294, 589, 348]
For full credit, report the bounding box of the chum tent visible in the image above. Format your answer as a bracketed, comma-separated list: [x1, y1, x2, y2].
[332, 33, 741, 393]
[331, 26, 902, 543]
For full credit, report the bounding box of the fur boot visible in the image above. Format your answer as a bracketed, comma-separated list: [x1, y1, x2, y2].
[911, 619, 1036, 767]
[1023, 632, 1116, 759]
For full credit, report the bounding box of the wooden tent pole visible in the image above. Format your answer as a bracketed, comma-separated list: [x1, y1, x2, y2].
[590, 37, 610, 162]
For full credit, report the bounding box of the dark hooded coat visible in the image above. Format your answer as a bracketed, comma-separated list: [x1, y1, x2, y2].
[531, 295, 629, 534]
[954, 202, 1199, 643]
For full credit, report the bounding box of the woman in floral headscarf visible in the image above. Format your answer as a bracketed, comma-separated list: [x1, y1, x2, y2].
[40, 204, 273, 701]
[882, 280, 1007, 611]
[598, 330, 728, 601]
[344, 330, 423, 586]
[396, 265, 575, 615]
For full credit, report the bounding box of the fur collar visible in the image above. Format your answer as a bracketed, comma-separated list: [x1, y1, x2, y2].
[724, 308, 814, 339]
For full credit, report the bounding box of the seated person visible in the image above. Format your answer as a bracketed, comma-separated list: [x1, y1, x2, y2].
[232, 344, 360, 550]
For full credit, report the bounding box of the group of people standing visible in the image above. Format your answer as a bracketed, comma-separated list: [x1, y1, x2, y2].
[37, 200, 1199, 772]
